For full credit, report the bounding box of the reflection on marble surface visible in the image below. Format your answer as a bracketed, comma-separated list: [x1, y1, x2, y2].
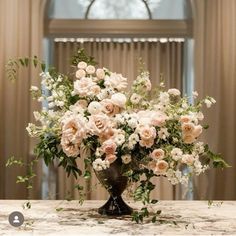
[0, 200, 236, 235]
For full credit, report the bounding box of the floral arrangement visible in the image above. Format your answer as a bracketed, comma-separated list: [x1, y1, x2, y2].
[6, 49, 228, 223]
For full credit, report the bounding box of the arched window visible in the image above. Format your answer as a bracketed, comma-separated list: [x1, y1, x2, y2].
[48, 0, 191, 20]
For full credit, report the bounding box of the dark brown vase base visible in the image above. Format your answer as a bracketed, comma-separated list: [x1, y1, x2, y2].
[98, 196, 133, 216]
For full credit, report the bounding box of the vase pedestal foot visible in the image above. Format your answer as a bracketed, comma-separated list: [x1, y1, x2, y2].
[98, 196, 133, 216]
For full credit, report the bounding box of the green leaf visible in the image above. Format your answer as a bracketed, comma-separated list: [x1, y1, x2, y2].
[83, 170, 91, 179]
[151, 216, 156, 223]
[19, 58, 25, 66]
[151, 199, 158, 204]
[24, 58, 29, 66]
[156, 210, 162, 215]
[41, 63, 46, 72]
[56, 207, 63, 212]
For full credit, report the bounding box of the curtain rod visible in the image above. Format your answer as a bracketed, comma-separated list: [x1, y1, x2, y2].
[54, 37, 185, 43]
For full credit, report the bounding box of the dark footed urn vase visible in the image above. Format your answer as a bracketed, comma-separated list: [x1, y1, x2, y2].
[95, 159, 133, 216]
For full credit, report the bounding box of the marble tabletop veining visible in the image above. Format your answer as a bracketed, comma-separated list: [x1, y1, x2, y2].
[0, 200, 236, 235]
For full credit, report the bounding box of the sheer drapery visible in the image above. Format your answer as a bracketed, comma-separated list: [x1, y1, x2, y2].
[193, 0, 236, 199]
[0, 0, 46, 199]
[54, 40, 184, 200]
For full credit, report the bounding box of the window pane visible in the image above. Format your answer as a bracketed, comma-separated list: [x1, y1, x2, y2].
[48, 0, 191, 20]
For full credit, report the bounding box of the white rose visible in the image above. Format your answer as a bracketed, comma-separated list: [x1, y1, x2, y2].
[88, 101, 102, 115]
[121, 154, 132, 164]
[75, 69, 86, 79]
[111, 93, 127, 108]
[77, 61, 87, 69]
[86, 65, 96, 74]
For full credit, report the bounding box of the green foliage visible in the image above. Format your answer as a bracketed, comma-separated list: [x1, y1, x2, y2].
[6, 156, 38, 189]
[204, 145, 231, 168]
[6, 56, 46, 81]
[71, 48, 97, 66]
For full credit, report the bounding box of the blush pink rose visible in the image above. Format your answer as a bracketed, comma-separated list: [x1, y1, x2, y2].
[105, 154, 117, 164]
[101, 99, 120, 116]
[101, 139, 117, 155]
[139, 126, 156, 140]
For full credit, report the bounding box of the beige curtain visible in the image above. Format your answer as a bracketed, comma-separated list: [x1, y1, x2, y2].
[0, 0, 46, 199]
[54, 40, 184, 200]
[193, 0, 236, 199]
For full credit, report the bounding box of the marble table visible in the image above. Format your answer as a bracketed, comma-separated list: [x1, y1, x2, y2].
[0, 200, 236, 235]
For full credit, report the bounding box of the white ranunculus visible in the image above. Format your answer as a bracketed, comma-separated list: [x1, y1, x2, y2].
[87, 101, 102, 115]
[96, 68, 105, 80]
[111, 93, 127, 108]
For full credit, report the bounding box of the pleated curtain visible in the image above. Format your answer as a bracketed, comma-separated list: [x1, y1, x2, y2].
[54, 40, 184, 200]
[0, 0, 46, 199]
[193, 0, 236, 200]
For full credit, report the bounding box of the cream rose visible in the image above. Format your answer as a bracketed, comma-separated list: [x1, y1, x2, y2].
[139, 138, 154, 148]
[96, 68, 105, 80]
[111, 93, 127, 108]
[150, 111, 168, 127]
[62, 117, 86, 143]
[86, 65, 96, 74]
[89, 114, 109, 135]
[181, 154, 195, 165]
[77, 61, 87, 69]
[183, 133, 196, 144]
[139, 126, 156, 140]
[104, 73, 128, 91]
[75, 69, 86, 79]
[193, 125, 203, 137]
[154, 160, 169, 174]
[73, 77, 96, 96]
[181, 122, 195, 133]
[101, 139, 117, 155]
[61, 136, 80, 157]
[90, 85, 101, 95]
[180, 115, 191, 123]
[150, 149, 165, 160]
